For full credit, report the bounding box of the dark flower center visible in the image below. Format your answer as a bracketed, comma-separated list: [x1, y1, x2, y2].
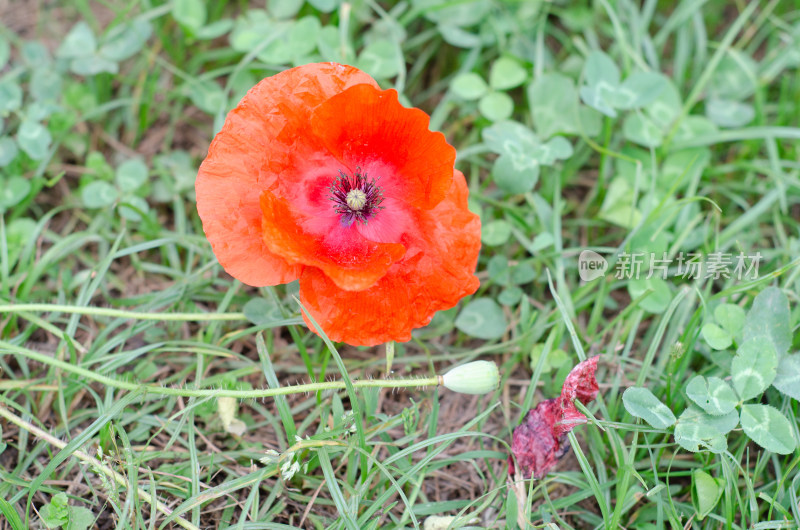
[329, 169, 385, 226]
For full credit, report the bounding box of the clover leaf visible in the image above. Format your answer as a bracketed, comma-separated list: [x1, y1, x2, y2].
[528, 72, 601, 139]
[40, 493, 94, 530]
[483, 121, 573, 194]
[742, 287, 791, 357]
[622, 387, 676, 429]
[455, 297, 507, 340]
[732, 337, 778, 401]
[773, 354, 800, 401]
[673, 405, 737, 454]
[489, 57, 527, 91]
[686, 376, 737, 416]
[739, 404, 797, 454]
[692, 469, 724, 520]
[701, 303, 745, 350]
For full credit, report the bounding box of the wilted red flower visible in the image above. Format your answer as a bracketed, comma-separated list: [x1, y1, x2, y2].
[196, 63, 481, 346]
[510, 355, 600, 479]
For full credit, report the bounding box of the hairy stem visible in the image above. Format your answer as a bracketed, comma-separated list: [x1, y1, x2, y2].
[0, 303, 247, 321]
[1, 340, 442, 399]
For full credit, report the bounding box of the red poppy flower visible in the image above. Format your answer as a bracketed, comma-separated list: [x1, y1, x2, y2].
[196, 63, 481, 346]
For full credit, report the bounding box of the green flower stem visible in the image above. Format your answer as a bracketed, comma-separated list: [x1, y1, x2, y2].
[0, 405, 201, 530]
[385, 341, 395, 377]
[0, 303, 247, 321]
[0, 340, 442, 399]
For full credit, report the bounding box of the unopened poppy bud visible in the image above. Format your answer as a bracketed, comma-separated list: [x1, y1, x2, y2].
[440, 360, 499, 395]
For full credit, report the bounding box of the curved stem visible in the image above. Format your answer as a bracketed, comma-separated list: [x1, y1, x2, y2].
[0, 340, 442, 399]
[0, 303, 247, 322]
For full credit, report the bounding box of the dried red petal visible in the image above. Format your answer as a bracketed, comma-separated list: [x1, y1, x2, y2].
[510, 356, 601, 479]
[508, 399, 569, 479]
[553, 355, 599, 437]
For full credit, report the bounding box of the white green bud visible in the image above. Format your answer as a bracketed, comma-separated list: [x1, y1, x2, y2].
[441, 360, 499, 395]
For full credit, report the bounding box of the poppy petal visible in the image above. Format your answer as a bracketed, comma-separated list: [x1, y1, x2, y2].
[196, 63, 377, 286]
[298, 170, 480, 346]
[310, 84, 455, 210]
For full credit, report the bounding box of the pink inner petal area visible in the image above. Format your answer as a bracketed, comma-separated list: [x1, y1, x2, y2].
[310, 84, 455, 210]
[260, 188, 406, 292]
[297, 170, 481, 346]
[354, 196, 413, 244]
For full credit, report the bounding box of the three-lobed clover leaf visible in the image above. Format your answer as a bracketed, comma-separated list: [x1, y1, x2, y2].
[673, 405, 738, 454]
[579, 50, 669, 120]
[701, 303, 745, 350]
[676, 286, 797, 457]
[451, 58, 525, 122]
[482, 121, 573, 194]
[56, 19, 153, 76]
[80, 156, 151, 222]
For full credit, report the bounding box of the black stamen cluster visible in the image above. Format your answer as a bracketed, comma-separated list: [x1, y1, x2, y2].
[329, 169, 385, 226]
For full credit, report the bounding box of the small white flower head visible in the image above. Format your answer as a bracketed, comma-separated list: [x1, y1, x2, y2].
[342, 411, 357, 434]
[259, 449, 280, 466]
[281, 460, 301, 481]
